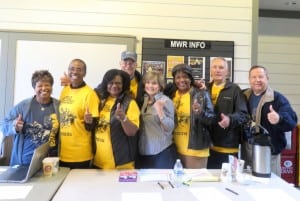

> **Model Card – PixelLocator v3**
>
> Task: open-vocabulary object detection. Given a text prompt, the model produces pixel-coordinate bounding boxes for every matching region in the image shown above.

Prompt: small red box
[281,154,296,184]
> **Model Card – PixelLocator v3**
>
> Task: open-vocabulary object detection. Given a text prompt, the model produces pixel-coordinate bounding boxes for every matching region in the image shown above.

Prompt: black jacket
[165,84,215,150]
[100,94,138,166]
[207,80,248,148]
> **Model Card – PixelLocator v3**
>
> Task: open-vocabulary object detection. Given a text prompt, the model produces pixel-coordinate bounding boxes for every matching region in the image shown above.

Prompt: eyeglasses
[68,67,84,73]
[108,81,122,86]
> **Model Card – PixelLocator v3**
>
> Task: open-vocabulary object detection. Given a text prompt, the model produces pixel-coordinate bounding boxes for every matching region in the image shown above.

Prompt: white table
[0,167,70,201]
[52,169,300,201]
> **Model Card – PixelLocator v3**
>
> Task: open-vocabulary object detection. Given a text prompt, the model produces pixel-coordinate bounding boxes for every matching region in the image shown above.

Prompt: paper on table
[251,175,270,184]
[0,186,33,199]
[122,192,163,201]
[189,187,231,201]
[139,169,171,182]
[184,169,219,182]
[246,188,297,201]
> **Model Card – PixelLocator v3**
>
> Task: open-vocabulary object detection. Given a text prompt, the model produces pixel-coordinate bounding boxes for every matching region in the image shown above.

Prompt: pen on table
[157,182,164,189]
[168,181,174,188]
[225,187,239,195]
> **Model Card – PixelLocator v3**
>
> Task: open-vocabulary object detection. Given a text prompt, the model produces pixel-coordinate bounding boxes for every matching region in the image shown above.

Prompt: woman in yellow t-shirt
[92,69,140,169]
[164,64,215,168]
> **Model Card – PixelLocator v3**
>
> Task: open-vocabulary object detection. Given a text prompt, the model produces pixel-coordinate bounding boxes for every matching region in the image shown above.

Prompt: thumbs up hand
[192,99,201,114]
[267,105,280,124]
[14,114,24,133]
[115,103,126,122]
[84,106,93,124]
[60,71,71,86]
[218,113,230,129]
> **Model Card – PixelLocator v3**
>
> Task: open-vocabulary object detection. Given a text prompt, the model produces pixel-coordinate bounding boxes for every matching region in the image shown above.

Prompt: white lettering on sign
[189,41,206,49]
[282,166,293,174]
[170,40,188,48]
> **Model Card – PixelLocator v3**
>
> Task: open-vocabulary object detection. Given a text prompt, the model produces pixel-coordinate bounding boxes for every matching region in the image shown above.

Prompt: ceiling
[260,0,300,11]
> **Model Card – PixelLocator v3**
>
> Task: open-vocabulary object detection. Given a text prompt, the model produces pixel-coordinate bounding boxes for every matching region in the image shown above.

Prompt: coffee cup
[43,158,54,177]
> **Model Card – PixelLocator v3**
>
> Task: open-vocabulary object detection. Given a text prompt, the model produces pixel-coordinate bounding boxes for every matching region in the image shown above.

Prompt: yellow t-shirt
[173,90,209,157]
[130,78,138,99]
[59,85,99,162]
[93,96,140,169]
[211,83,225,106]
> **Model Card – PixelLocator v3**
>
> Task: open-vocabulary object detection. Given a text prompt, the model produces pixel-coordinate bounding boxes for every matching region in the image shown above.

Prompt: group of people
[0,51,297,177]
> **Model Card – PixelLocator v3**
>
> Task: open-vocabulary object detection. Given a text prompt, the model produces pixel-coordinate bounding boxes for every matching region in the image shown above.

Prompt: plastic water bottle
[173,159,184,187]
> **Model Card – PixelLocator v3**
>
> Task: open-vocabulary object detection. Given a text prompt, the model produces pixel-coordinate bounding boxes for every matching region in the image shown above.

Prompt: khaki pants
[178,154,208,169]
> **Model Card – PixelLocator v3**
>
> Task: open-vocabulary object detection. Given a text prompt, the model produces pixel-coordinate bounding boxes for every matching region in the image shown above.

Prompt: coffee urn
[251,124,272,178]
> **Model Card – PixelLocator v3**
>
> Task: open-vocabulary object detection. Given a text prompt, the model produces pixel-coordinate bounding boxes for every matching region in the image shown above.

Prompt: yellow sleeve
[126,100,140,128]
[85,89,100,118]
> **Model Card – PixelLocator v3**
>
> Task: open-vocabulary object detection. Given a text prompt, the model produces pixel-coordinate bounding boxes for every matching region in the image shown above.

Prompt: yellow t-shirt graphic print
[173,91,209,157]
[59,85,99,162]
[93,96,140,169]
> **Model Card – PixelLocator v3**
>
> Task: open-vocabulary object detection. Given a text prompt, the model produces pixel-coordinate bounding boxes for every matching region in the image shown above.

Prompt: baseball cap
[121,51,137,62]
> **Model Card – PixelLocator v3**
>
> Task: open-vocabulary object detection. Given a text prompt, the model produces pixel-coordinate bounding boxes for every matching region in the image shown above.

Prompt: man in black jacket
[207,57,248,169]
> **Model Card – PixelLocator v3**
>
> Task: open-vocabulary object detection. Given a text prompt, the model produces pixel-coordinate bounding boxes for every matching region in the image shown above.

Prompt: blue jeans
[136,144,178,169]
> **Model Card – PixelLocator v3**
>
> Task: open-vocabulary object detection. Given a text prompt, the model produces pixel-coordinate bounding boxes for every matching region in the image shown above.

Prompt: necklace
[39,103,45,111]
[38,101,49,111]
[36,98,51,111]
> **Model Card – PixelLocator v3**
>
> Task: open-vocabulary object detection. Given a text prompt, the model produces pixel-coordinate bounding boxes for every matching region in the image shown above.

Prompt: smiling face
[34,80,52,103]
[68,60,86,87]
[145,78,161,97]
[120,59,137,78]
[107,75,123,98]
[174,71,191,94]
[210,58,228,85]
[249,67,269,95]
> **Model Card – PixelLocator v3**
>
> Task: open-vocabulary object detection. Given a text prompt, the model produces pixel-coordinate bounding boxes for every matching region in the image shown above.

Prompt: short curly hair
[31,70,54,88]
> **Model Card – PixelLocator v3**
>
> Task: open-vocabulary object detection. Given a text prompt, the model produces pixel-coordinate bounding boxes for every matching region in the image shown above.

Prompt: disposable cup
[43,158,53,177]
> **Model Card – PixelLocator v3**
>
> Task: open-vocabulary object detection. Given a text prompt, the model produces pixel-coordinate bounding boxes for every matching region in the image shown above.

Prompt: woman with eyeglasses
[91,69,140,169]
[59,59,100,169]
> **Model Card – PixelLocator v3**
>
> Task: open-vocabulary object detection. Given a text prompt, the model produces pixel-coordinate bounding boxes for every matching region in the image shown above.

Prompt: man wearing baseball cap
[95,51,144,108]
